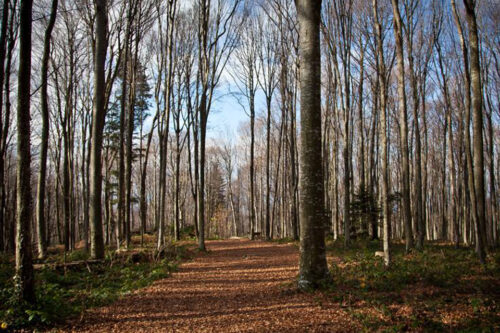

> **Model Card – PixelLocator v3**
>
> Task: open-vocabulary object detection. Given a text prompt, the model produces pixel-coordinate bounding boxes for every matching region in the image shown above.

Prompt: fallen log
[33,259,105,271]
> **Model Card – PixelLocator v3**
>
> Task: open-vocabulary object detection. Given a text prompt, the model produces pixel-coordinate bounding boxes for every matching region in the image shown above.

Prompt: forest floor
[64,239,357,332]
[61,238,499,333]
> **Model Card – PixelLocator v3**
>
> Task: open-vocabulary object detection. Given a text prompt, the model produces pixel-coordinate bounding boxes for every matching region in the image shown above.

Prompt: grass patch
[0,239,192,330]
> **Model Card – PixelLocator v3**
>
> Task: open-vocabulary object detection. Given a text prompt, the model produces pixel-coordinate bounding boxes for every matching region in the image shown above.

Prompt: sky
[207,89,248,139]
[206,83,268,140]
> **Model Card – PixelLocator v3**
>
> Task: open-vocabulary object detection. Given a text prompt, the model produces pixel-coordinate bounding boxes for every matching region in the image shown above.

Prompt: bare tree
[196,0,242,250]
[230,15,259,239]
[256,14,279,240]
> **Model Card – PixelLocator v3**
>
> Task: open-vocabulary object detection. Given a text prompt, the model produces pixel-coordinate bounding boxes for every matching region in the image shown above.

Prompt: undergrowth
[326,239,500,331]
[0,241,190,330]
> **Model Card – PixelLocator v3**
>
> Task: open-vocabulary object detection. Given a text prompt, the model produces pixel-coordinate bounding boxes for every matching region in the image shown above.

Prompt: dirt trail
[67,239,356,332]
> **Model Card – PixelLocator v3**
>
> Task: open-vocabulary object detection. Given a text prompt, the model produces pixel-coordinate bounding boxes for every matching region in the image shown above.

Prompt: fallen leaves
[61,240,359,332]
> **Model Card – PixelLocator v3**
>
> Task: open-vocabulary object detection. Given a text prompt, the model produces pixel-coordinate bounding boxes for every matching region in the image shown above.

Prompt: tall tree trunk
[343,91,351,247]
[265,97,272,240]
[118,29,130,251]
[0,0,9,253]
[89,0,107,260]
[82,113,90,251]
[406,10,424,249]
[373,0,391,266]
[63,125,70,251]
[358,36,366,234]
[2,14,14,252]
[441,115,448,240]
[14,0,35,303]
[451,0,479,258]
[290,97,299,241]
[485,98,497,245]
[125,45,138,248]
[174,123,181,241]
[140,115,156,245]
[369,78,379,240]
[250,90,256,239]
[391,0,413,252]
[36,0,59,256]
[296,0,328,289]
[197,0,209,251]
[436,41,458,245]
[463,0,486,263]
[198,108,207,250]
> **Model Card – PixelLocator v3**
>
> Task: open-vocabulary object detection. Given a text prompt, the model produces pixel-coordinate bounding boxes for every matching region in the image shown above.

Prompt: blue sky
[207,90,248,138]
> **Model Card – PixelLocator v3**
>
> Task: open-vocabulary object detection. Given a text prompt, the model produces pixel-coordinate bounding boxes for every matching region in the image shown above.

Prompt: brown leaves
[64,240,358,332]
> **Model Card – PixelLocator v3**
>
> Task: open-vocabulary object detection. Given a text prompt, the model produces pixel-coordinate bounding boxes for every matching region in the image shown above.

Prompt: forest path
[68,239,355,332]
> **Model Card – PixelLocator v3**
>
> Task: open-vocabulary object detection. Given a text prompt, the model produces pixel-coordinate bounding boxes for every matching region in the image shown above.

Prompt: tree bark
[89,0,107,260]
[405,4,424,249]
[250,86,256,239]
[451,0,479,255]
[463,0,486,263]
[436,40,458,245]
[357,35,366,234]
[296,0,328,289]
[373,0,391,266]
[15,0,35,303]
[0,0,9,253]
[391,0,413,252]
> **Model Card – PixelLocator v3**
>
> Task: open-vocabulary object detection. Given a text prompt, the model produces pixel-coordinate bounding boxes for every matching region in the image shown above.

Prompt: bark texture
[36,0,58,259]
[463,0,486,263]
[391,0,413,252]
[296,0,329,289]
[373,0,391,266]
[15,0,35,303]
[89,0,107,259]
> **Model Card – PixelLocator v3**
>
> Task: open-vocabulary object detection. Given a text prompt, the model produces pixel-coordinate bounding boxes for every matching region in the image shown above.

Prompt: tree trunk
[265,97,272,240]
[118,30,130,251]
[391,0,413,252]
[463,0,486,263]
[0,0,9,253]
[436,41,458,245]
[451,0,479,257]
[296,0,328,289]
[140,115,156,245]
[35,0,58,258]
[198,108,207,250]
[406,11,424,249]
[14,0,35,303]
[89,0,107,260]
[358,36,366,234]
[250,90,256,239]
[373,0,391,266]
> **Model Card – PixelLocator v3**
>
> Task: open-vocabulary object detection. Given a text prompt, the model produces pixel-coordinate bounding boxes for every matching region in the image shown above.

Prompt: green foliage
[0,246,182,330]
[326,240,500,331]
[330,242,493,292]
[179,225,196,240]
